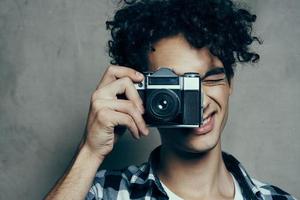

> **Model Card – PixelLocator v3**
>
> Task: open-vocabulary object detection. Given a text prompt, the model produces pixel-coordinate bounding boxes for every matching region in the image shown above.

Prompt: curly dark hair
[106,0,261,81]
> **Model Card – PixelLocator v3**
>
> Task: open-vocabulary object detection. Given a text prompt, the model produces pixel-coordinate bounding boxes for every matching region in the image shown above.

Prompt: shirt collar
[129,146,168,198]
[129,146,262,200]
[223,152,262,200]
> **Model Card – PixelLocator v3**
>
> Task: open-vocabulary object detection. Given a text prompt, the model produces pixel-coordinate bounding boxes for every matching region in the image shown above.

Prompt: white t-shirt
[160,180,183,200]
[160,173,243,200]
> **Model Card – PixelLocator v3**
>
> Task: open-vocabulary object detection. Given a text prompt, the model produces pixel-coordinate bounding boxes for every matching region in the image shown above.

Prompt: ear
[229,78,234,95]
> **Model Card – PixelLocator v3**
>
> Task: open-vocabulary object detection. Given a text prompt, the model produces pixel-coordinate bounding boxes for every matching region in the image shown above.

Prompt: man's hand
[83,65,150,161]
[45,65,150,200]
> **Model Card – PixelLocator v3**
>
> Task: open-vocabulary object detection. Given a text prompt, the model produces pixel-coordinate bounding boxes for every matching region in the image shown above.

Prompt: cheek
[205,85,231,107]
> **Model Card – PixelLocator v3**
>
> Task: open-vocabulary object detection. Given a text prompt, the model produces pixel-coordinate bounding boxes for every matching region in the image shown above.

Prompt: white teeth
[203,116,211,125]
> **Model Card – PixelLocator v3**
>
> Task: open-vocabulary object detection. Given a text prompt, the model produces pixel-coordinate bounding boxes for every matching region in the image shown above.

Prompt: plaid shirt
[86,146,296,200]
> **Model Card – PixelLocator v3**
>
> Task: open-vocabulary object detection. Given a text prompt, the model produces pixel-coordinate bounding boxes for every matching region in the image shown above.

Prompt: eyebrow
[202,67,225,79]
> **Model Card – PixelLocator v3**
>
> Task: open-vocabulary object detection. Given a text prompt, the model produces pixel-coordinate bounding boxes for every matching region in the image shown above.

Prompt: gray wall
[0,0,299,199]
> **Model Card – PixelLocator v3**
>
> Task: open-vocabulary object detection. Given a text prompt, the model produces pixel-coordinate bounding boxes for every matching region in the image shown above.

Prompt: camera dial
[183,72,200,78]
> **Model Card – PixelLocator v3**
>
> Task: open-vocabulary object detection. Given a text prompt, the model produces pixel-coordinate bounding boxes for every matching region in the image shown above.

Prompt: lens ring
[147,89,180,121]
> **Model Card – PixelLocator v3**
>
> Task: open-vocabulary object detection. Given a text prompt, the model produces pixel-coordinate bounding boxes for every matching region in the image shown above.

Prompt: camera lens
[157,99,168,110]
[147,89,180,121]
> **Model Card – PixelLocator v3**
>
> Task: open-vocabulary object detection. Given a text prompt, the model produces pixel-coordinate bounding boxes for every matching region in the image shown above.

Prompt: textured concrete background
[0,0,299,199]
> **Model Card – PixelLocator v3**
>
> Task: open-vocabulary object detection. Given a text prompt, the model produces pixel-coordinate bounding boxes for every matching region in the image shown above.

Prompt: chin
[164,140,220,159]
[164,132,220,159]
[159,128,221,157]
[179,134,220,154]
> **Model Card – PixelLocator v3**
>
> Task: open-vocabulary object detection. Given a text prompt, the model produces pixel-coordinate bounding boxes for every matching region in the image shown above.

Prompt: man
[45,0,296,199]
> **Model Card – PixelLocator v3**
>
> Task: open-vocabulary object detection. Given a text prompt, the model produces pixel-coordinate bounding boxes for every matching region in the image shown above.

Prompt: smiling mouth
[194,112,216,135]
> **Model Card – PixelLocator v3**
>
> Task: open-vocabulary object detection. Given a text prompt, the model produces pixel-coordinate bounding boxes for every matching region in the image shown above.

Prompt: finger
[97,65,144,89]
[90,108,140,140]
[93,99,149,136]
[93,77,144,112]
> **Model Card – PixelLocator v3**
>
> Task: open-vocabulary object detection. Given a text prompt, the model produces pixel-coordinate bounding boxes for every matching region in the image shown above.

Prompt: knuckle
[125,116,134,126]
[107,65,116,73]
[127,102,139,115]
[91,90,105,102]
[96,108,110,123]
[132,108,141,118]
[91,92,98,102]
[91,100,100,110]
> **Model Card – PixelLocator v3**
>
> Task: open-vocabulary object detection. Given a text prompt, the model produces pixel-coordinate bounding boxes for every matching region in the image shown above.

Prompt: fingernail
[136,72,144,79]
[144,128,149,136]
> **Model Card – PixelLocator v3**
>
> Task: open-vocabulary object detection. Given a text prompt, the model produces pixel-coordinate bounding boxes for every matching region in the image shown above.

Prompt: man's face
[148,35,232,154]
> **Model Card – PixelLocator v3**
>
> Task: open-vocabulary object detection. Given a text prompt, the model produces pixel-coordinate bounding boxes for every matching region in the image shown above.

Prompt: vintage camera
[135,68,203,128]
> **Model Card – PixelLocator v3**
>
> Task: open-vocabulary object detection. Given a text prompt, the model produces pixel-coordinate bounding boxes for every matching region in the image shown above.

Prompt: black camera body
[135,68,203,128]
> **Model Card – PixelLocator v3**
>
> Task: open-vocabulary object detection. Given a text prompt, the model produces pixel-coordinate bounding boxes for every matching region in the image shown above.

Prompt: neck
[157,143,234,200]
